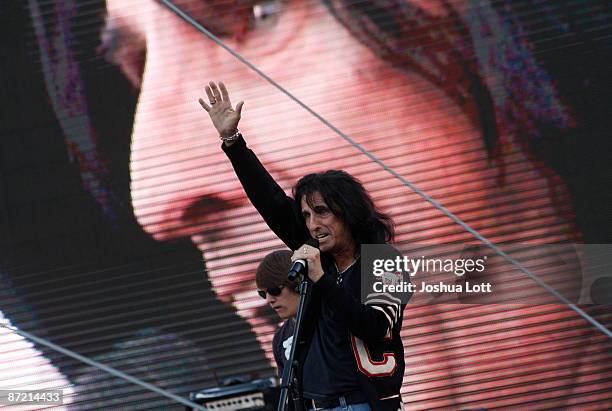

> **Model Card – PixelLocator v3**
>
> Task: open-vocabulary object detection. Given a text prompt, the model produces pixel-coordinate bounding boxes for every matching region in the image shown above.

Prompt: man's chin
[318,242,332,253]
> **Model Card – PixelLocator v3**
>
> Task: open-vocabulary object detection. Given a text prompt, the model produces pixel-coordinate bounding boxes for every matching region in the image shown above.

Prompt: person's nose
[266,293,276,304]
[307,214,322,232]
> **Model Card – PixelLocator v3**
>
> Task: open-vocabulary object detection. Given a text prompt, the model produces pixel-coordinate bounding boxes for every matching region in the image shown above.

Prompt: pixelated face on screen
[104,0,581,356]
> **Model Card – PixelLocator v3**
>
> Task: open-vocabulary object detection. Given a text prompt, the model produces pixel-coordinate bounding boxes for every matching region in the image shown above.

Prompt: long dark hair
[293,170,394,246]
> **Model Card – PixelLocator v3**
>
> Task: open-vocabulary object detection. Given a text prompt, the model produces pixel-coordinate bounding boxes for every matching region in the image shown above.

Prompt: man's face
[261,285,299,320]
[300,192,354,255]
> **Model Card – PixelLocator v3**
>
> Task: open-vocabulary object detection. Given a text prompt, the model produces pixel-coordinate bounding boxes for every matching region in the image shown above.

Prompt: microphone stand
[277,273,311,411]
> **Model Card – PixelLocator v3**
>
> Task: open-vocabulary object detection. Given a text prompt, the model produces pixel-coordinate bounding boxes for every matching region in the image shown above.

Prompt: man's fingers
[219,82,231,104]
[198,98,210,112]
[204,86,215,102]
[209,81,222,101]
[236,101,244,116]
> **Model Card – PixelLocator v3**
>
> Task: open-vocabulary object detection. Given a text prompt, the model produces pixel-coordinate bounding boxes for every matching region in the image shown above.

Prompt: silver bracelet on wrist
[219,129,242,143]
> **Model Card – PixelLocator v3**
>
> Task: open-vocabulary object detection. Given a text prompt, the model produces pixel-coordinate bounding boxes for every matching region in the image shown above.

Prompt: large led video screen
[1,0,610,409]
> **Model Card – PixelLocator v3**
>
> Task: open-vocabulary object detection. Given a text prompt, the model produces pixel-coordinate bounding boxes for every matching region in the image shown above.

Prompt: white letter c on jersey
[351,335,397,377]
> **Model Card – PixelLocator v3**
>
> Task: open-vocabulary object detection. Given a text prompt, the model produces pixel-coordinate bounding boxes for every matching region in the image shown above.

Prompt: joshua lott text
[373,281,492,294]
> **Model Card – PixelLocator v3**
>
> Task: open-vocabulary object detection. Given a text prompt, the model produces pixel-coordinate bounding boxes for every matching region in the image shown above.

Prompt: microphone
[288,238,320,281]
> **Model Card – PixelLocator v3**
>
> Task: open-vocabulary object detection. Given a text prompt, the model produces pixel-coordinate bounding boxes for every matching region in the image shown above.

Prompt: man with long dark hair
[201,81,405,411]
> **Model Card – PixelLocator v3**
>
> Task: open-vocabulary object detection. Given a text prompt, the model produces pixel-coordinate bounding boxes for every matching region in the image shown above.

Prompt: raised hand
[199,81,244,142]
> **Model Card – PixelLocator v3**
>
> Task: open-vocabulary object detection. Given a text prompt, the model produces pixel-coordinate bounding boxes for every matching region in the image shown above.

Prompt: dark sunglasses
[257,285,284,299]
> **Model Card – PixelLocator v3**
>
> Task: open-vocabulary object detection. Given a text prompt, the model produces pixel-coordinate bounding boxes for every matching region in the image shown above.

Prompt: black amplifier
[187,377,279,411]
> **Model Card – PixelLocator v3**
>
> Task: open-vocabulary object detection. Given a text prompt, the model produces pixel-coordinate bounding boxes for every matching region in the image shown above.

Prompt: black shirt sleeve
[272,327,285,377]
[222,137,309,250]
[272,320,295,377]
[315,261,404,343]
[315,273,391,341]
